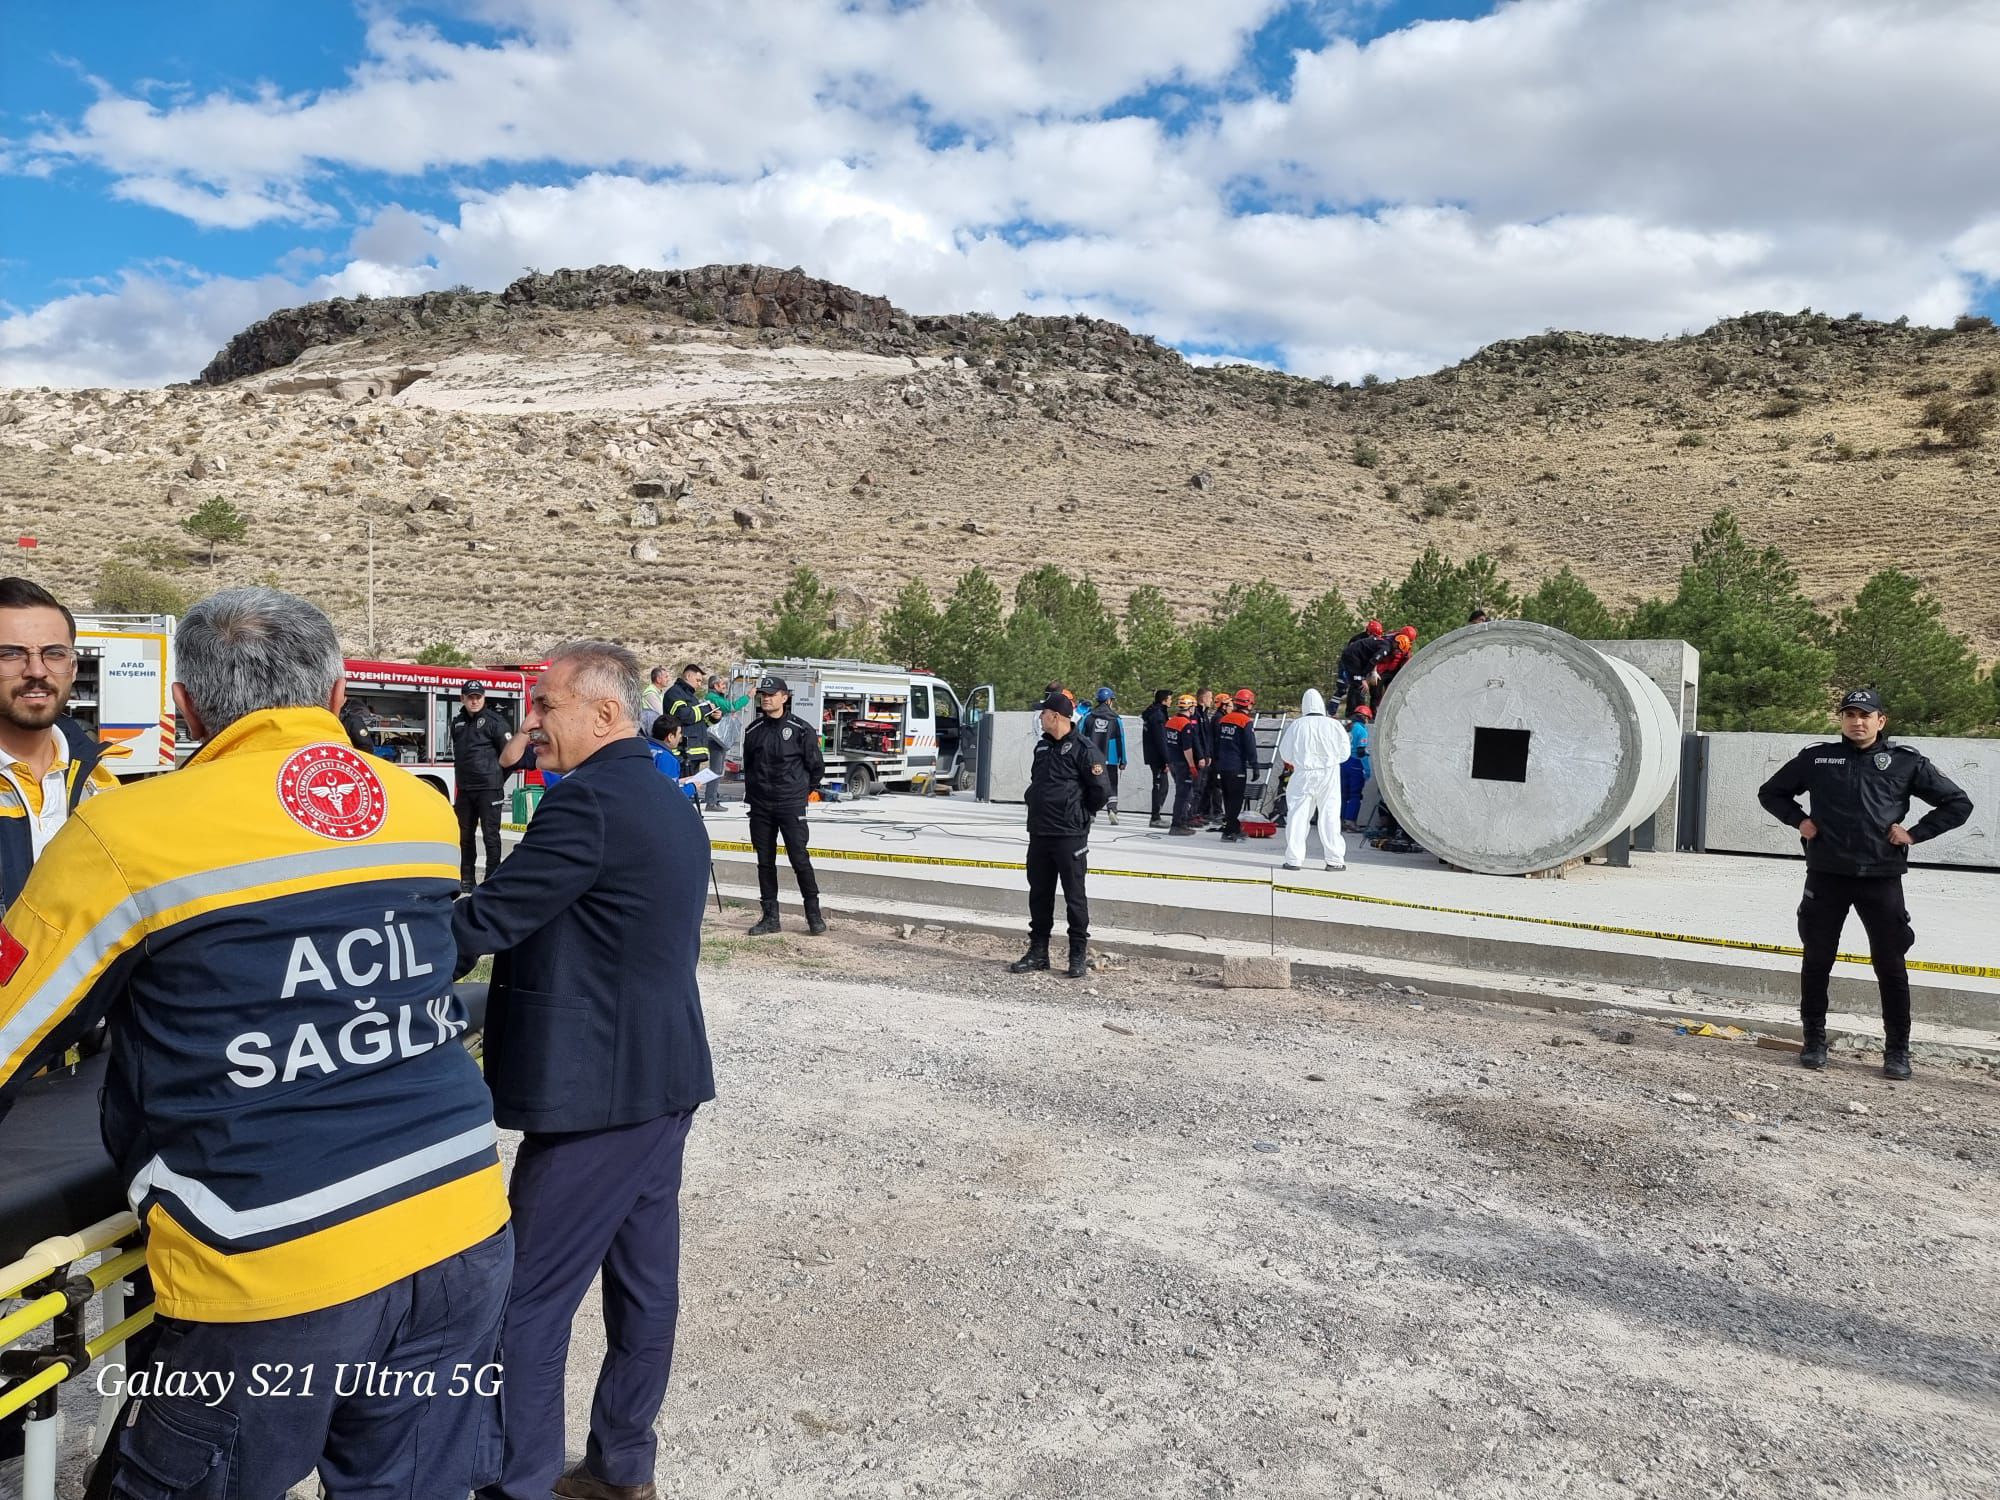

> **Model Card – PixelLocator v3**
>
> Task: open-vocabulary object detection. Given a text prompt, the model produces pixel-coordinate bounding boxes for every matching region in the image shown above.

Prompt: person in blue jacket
[1341,704,1372,828]
[1078,687,1127,825]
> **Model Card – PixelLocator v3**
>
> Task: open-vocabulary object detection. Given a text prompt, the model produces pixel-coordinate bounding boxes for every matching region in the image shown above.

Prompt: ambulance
[724,658,981,798]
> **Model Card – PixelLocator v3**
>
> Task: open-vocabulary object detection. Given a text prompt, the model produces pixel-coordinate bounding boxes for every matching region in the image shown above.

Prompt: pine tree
[1831,569,1990,734]
[1631,510,1833,730]
[996,606,1064,707]
[1519,566,1622,639]
[1298,588,1360,695]
[744,567,853,659]
[877,578,944,671]
[182,494,248,565]
[1368,547,1518,644]
[932,566,1006,694]
[1110,584,1193,702]
[1190,582,1306,703]
[416,641,473,666]
[1011,565,1119,694]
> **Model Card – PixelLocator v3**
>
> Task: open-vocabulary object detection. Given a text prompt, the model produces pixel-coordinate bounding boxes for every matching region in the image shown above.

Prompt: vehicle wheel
[418,776,450,799]
[846,763,876,800]
[953,762,975,792]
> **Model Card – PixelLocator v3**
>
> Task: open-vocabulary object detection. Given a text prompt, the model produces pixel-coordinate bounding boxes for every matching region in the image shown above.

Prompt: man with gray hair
[453,640,714,1500]
[0,587,511,1498]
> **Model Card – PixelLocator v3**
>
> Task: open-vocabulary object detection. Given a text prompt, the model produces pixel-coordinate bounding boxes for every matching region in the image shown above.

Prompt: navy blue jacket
[1214,710,1261,775]
[453,736,715,1133]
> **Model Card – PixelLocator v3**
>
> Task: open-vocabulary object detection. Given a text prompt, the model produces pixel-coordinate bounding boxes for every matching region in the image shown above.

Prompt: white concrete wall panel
[1703,732,1998,869]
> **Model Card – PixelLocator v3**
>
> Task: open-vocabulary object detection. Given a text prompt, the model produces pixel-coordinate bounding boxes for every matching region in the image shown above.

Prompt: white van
[727,658,973,798]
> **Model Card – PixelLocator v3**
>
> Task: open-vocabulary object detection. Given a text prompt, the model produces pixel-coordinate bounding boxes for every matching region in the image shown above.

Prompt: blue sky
[3,0,1996,387]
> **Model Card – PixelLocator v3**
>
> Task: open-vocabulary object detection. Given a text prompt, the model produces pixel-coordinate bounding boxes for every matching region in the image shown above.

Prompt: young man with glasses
[0,577,121,908]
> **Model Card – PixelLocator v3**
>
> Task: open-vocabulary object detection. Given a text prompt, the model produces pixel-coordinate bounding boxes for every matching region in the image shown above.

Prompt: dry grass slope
[3,267,1996,667]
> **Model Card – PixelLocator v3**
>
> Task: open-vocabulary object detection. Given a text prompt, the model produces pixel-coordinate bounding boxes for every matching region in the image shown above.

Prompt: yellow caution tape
[1270,882,2000,980]
[707,839,1268,887]
[707,836,1999,981]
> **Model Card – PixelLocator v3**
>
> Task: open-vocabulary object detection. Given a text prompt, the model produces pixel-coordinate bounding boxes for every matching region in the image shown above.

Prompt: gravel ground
[20,914,1997,1500]
[634,915,1999,1500]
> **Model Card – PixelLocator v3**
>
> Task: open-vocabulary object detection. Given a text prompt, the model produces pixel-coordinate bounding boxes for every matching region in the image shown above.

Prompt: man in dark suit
[454,640,715,1500]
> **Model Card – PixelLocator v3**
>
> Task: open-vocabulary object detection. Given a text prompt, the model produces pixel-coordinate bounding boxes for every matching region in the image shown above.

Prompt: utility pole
[366,519,376,654]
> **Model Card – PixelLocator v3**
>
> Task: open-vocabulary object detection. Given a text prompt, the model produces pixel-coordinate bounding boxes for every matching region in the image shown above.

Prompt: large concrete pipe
[1373,621,1680,876]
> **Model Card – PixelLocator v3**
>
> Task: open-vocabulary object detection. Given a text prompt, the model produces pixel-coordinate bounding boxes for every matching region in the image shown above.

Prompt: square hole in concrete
[1471,726,1531,782]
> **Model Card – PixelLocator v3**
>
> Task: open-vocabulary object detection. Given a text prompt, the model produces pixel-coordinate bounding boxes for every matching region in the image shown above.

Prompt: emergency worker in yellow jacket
[0,588,510,1500]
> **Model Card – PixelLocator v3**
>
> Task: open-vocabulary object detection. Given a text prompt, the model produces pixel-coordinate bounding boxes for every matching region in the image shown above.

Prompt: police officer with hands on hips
[1011,690,1109,979]
[1758,687,1972,1080]
[740,673,827,937]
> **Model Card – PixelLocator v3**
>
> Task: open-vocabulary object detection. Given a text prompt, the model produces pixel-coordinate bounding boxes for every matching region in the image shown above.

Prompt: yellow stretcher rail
[0,1211,140,1299]
[0,1290,66,1349]
[0,1359,71,1423]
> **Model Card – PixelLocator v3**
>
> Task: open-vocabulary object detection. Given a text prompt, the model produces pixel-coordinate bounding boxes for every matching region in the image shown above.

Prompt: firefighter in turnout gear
[0,589,510,1499]
[740,673,827,936]
[1757,687,1972,1079]
[1011,692,1109,978]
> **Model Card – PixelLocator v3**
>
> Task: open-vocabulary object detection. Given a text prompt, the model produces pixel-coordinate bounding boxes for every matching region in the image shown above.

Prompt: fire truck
[339,659,538,800]
[71,614,179,776]
[725,658,979,798]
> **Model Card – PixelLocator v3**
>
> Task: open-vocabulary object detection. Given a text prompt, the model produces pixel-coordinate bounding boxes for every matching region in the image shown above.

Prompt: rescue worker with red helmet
[1213,690,1262,841]
[1164,694,1202,834]
[1338,620,1393,715]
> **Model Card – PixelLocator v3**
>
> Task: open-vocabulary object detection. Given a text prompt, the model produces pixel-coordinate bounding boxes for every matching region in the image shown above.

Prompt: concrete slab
[684,794,2000,1033]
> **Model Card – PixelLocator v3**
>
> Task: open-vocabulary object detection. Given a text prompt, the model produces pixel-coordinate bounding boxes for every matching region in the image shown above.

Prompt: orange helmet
[1176,693,1197,711]
[1234,689,1256,708]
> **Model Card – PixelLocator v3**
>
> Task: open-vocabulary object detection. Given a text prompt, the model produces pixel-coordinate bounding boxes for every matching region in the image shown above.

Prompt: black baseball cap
[755,674,789,695]
[1035,691,1073,714]
[1839,688,1884,714]
[460,683,486,698]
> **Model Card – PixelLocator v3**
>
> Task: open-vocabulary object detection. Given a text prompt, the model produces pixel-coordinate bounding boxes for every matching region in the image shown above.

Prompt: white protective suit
[1274,689,1352,869]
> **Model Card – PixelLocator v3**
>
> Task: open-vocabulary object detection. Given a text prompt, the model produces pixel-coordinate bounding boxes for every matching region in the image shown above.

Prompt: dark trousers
[1220,771,1248,836]
[457,784,504,886]
[1103,763,1120,810]
[1170,763,1198,825]
[1148,764,1169,818]
[486,1111,696,1500]
[1341,759,1368,824]
[749,805,820,909]
[1798,871,1914,1048]
[1026,835,1089,948]
[94,1228,511,1500]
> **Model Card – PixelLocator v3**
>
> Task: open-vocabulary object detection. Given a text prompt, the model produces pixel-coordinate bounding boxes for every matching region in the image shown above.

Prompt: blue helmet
[1095,686,1114,703]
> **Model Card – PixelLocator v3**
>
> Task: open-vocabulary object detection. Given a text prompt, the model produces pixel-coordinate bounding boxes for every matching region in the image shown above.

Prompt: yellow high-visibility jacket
[0,708,507,1322]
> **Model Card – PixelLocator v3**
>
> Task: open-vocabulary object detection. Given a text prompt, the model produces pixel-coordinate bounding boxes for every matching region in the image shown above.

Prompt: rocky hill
[2,263,1996,667]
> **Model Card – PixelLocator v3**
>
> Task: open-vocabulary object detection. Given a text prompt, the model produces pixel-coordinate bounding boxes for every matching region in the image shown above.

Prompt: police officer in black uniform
[740,673,827,936]
[1010,691,1109,978]
[448,682,510,891]
[1757,687,1972,1079]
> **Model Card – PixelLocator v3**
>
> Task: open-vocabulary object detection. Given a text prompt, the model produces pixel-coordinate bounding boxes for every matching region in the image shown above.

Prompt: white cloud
[5,0,1997,388]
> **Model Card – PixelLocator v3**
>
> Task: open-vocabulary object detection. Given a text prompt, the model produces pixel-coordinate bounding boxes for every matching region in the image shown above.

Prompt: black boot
[1882,1048,1912,1081]
[1799,1029,1828,1070]
[747,903,781,937]
[1064,940,1089,979]
[805,906,828,937]
[1009,940,1050,973]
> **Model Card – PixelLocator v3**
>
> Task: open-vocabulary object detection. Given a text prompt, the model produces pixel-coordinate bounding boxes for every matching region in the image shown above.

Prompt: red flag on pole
[15,537,37,548]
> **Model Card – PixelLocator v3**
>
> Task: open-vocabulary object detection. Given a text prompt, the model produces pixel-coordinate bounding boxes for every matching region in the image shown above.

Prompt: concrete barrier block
[1222,955,1293,989]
